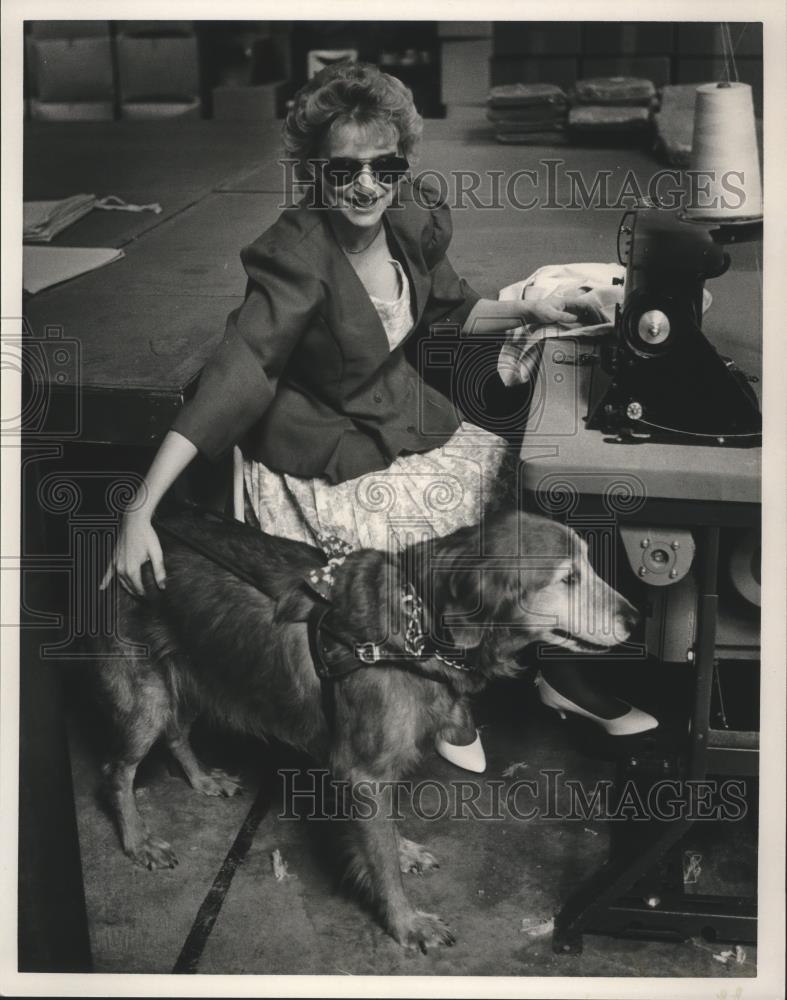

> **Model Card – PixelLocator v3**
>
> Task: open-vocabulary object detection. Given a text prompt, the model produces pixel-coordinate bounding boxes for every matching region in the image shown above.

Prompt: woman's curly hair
[282,60,423,180]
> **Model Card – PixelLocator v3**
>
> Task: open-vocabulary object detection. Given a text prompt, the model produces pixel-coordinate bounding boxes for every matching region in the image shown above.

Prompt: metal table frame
[523,470,760,954]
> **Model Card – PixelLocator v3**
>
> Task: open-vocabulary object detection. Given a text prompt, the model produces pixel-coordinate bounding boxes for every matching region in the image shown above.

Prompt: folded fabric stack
[23,193,96,243]
[487,83,569,145]
[567,76,655,142]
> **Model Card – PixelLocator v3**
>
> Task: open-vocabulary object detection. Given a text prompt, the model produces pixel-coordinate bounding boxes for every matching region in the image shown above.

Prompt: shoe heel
[557,710,567,721]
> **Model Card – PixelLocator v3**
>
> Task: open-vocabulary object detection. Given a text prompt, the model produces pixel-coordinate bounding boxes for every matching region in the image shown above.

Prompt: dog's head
[420,510,639,675]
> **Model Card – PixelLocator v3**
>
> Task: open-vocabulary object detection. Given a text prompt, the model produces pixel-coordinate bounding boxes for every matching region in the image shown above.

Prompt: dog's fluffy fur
[93,508,637,950]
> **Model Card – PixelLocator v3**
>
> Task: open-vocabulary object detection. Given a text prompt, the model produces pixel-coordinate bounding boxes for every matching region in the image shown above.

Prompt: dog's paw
[190,768,243,797]
[393,909,455,953]
[398,837,440,875]
[128,835,178,871]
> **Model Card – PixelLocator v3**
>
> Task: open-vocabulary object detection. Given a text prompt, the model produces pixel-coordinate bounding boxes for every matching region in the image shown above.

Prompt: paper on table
[23,245,125,295]
[23,194,96,243]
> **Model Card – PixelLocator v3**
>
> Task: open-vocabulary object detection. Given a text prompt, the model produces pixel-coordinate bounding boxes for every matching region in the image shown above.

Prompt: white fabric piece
[496,261,712,387]
[497,262,623,387]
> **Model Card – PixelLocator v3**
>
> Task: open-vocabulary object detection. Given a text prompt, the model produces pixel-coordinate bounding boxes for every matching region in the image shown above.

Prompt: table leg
[552,524,758,953]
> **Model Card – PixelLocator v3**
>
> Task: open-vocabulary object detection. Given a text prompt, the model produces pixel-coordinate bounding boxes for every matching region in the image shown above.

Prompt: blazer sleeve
[419,192,482,332]
[171,242,322,461]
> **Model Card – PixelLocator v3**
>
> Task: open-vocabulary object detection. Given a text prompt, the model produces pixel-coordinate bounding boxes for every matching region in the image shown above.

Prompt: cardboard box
[677,22,762,57]
[120,99,202,120]
[306,50,358,80]
[212,82,287,120]
[116,21,195,37]
[438,22,492,39]
[116,35,199,102]
[581,56,672,88]
[491,56,579,92]
[30,21,110,38]
[31,36,114,101]
[582,22,674,55]
[492,22,581,56]
[441,39,492,104]
[30,99,114,121]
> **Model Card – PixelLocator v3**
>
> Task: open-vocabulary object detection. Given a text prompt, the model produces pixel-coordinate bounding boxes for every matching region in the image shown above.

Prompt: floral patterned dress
[235,256,513,552]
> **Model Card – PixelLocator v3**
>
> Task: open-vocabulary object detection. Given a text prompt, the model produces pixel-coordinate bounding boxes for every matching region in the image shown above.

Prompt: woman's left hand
[462,293,607,336]
[524,289,607,328]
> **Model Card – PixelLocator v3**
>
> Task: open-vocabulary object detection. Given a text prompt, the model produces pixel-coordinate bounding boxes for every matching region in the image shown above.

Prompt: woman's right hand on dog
[99,431,199,597]
[100,511,166,597]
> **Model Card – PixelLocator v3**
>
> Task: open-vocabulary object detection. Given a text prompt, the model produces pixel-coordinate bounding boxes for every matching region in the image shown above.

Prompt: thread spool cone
[685,82,762,221]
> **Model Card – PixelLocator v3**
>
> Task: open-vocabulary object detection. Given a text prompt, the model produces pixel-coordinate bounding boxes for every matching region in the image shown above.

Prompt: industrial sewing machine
[586,207,762,446]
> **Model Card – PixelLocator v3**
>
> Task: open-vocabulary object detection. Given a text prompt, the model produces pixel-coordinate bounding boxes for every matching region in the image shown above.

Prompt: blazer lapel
[303,187,432,363]
[311,208,392,362]
[384,183,431,329]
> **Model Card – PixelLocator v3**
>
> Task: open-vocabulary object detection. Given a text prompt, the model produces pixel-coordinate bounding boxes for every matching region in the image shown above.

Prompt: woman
[102,61,654,770]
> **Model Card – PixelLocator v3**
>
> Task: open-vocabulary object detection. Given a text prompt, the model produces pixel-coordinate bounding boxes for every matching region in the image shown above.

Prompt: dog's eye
[562,571,576,585]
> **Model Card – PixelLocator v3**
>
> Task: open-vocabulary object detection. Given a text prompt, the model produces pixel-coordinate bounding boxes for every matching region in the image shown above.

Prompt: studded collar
[304,536,480,677]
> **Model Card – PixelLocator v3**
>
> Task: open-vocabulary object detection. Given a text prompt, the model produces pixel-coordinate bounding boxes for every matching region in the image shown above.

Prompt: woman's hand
[462,292,607,335]
[98,430,198,597]
[100,509,166,597]
[524,289,607,328]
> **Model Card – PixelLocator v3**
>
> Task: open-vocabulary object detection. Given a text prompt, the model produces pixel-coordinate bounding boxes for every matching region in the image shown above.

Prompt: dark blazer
[171,178,481,484]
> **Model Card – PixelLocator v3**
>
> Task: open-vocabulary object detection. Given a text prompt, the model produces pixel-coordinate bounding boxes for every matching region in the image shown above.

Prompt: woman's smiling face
[319,119,401,231]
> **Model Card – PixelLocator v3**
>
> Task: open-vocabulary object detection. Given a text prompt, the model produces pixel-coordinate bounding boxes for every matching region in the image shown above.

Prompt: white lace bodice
[367,258,414,352]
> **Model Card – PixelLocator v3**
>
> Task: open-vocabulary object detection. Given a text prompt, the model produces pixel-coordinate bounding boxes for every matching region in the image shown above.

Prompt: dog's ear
[435,561,523,649]
[439,603,484,648]
[417,516,552,649]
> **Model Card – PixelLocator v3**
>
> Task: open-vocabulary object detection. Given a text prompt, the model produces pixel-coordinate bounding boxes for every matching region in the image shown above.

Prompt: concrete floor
[67,677,758,977]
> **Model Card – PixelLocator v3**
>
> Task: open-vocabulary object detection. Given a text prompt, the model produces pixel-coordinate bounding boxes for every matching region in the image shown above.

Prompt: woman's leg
[536,662,658,735]
[540,663,632,719]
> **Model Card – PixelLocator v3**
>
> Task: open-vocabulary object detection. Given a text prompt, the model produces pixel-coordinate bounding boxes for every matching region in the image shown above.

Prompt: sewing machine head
[586,207,761,446]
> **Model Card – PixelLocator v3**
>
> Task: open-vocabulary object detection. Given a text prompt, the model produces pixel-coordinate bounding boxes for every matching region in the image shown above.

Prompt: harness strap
[307,601,374,732]
[307,603,369,681]
[153,513,271,594]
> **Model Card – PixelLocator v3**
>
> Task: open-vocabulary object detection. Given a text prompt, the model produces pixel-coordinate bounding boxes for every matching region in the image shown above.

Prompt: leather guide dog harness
[152,508,479,727]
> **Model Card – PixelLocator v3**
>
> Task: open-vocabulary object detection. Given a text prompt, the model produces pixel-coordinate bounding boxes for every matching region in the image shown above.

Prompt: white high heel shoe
[535,673,658,736]
[435,730,487,773]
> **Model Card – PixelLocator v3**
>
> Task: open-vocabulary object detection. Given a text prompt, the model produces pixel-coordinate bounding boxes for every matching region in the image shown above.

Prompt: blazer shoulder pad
[410,175,448,211]
[242,203,322,261]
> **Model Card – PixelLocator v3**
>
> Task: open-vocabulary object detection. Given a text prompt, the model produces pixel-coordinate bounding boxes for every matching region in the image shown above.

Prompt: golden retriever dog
[93,507,637,951]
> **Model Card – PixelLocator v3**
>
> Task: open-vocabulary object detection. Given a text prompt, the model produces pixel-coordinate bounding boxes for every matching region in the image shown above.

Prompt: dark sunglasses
[320,154,410,188]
